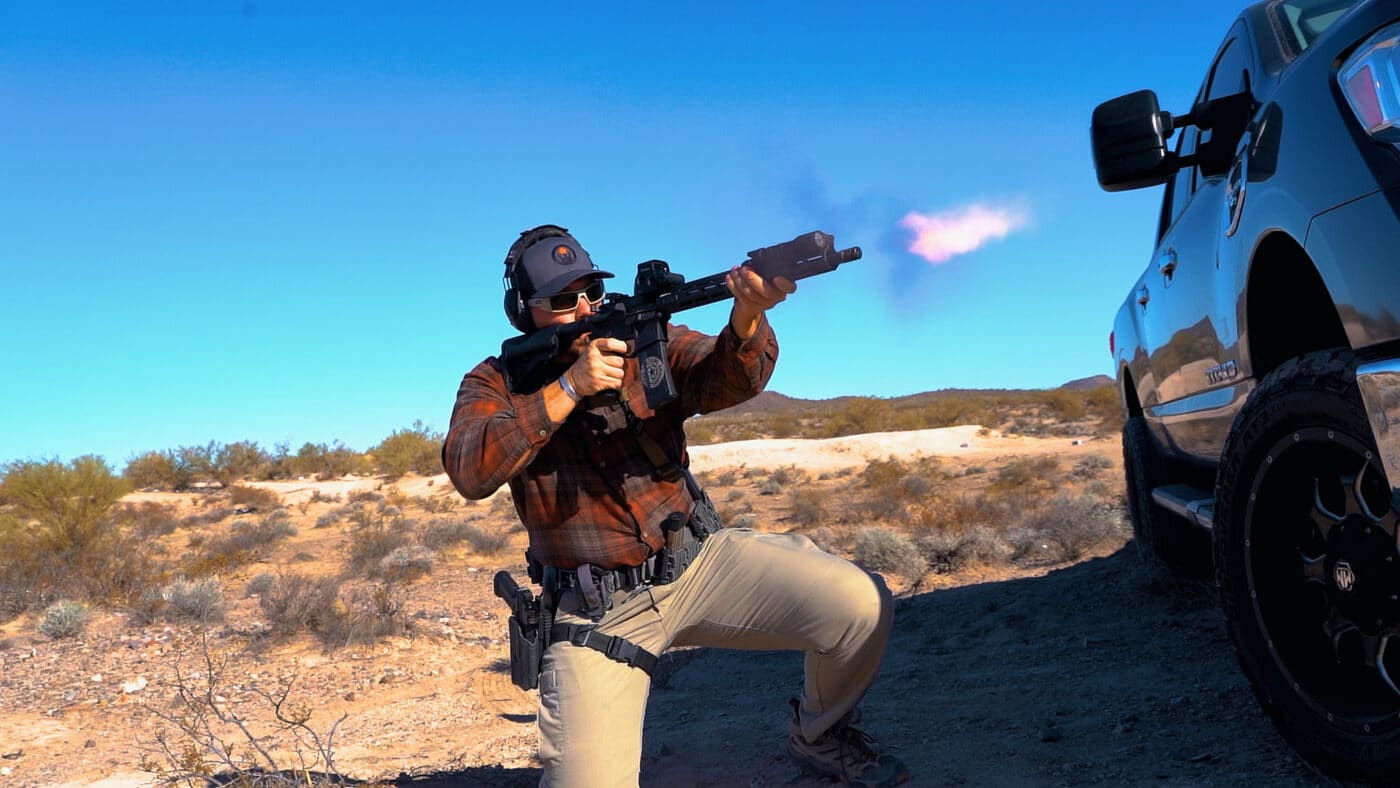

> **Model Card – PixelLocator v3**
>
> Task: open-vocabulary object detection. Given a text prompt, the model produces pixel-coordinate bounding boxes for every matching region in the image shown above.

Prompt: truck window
[1273,0,1360,54]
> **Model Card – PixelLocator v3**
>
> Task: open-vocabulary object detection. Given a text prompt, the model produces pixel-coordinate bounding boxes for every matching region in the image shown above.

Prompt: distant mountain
[709,376,1116,419]
[1059,374,1113,391]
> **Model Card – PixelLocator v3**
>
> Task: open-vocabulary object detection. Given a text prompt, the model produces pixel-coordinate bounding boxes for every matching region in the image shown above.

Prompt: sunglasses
[527,280,606,312]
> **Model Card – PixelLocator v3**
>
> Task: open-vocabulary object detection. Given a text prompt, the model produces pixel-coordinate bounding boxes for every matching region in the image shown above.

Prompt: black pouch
[655,496,726,584]
[689,492,725,538]
[506,611,543,691]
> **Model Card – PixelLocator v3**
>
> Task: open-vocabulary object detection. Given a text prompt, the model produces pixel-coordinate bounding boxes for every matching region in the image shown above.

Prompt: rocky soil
[0,428,1337,787]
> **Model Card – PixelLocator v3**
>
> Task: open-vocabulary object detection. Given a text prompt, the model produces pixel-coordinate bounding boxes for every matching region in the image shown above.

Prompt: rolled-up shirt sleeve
[441,357,560,499]
[670,314,779,416]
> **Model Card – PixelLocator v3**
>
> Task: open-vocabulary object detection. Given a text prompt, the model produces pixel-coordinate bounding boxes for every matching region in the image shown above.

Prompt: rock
[2,750,21,759]
[122,676,147,694]
[84,740,96,748]
[89,674,102,683]
[1039,721,1063,743]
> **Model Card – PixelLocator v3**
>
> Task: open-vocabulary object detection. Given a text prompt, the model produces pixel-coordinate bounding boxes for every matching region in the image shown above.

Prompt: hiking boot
[786,699,910,787]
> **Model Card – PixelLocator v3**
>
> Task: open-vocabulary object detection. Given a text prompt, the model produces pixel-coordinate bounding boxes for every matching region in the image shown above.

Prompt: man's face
[528,277,603,330]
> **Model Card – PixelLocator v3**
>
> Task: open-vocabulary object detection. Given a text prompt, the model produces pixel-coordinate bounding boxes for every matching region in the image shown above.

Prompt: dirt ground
[0,427,1335,787]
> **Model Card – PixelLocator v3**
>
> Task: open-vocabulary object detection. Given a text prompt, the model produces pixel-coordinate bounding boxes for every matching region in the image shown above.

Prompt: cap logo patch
[551,244,576,266]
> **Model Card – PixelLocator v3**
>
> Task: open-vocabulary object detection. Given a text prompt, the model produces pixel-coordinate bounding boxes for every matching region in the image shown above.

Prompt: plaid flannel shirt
[442,317,777,570]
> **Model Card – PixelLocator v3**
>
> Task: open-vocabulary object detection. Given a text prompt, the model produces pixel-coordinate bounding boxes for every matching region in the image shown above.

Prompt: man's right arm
[441,358,569,499]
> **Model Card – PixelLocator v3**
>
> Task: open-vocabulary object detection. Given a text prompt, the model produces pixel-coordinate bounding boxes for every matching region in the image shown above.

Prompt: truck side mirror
[1194,91,1254,179]
[1091,90,1181,192]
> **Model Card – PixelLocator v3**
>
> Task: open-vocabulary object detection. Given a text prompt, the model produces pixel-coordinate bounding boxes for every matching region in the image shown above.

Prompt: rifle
[500,230,863,409]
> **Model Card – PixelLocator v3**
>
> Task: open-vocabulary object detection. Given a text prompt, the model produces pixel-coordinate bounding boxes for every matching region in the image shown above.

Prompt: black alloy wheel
[1216,350,1400,780]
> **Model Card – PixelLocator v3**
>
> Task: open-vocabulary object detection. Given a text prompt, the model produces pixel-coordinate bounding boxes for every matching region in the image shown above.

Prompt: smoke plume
[900,203,1030,264]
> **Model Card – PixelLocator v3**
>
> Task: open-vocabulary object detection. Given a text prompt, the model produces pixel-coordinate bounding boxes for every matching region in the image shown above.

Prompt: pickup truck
[1091,0,1400,779]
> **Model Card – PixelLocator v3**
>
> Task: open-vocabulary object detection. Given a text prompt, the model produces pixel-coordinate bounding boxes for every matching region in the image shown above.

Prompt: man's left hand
[727,265,796,340]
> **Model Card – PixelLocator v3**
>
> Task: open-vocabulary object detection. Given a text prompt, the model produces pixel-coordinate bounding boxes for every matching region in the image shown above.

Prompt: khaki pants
[537,528,894,788]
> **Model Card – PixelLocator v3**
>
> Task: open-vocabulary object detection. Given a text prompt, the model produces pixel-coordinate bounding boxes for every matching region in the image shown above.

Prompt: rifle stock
[500,231,862,409]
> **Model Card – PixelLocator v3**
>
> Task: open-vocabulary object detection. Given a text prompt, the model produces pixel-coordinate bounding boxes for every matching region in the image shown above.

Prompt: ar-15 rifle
[500,230,863,410]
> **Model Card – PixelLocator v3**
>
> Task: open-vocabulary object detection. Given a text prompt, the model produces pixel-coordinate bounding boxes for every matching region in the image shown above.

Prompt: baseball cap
[517,232,615,298]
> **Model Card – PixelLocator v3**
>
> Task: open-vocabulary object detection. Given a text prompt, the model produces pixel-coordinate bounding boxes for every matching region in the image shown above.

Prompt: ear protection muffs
[502,224,571,332]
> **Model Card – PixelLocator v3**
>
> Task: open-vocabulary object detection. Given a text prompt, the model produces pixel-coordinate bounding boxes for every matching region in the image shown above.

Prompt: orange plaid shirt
[442,318,777,570]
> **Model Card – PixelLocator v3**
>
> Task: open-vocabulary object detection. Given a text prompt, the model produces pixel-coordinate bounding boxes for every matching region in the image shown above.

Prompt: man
[443,224,908,787]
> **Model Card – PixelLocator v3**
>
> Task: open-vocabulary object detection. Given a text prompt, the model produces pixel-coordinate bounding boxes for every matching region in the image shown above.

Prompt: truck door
[1143,27,1253,458]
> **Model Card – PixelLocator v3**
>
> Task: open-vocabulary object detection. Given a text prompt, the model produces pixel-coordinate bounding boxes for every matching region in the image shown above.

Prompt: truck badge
[1334,560,1356,592]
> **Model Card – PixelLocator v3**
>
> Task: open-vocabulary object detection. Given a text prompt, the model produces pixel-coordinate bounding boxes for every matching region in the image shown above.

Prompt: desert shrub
[315,510,343,528]
[39,599,92,638]
[258,573,342,636]
[0,456,128,552]
[916,525,1007,573]
[347,525,412,576]
[347,490,384,504]
[0,525,55,619]
[289,441,370,481]
[898,474,937,500]
[421,517,473,549]
[123,450,191,491]
[787,488,829,526]
[829,397,893,437]
[768,413,801,438]
[194,514,298,572]
[229,485,280,511]
[136,577,225,623]
[379,545,435,579]
[713,468,739,487]
[853,528,928,579]
[308,489,342,505]
[756,478,783,496]
[1071,455,1112,479]
[725,489,746,503]
[141,637,349,785]
[769,465,808,487]
[119,502,181,538]
[989,455,1061,495]
[860,457,909,491]
[371,421,443,479]
[212,440,271,485]
[684,421,716,445]
[729,513,758,529]
[321,582,409,647]
[245,571,277,597]
[181,507,233,528]
[462,523,511,555]
[1009,495,1124,565]
[412,494,458,514]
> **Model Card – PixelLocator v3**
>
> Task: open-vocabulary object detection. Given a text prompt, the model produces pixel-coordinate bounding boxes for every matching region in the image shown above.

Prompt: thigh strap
[551,623,659,675]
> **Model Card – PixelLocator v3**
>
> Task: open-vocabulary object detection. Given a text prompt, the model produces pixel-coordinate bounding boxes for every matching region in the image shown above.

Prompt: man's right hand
[565,337,628,396]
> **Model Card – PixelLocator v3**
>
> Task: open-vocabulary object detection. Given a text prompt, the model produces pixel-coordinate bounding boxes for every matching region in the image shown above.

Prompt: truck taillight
[1340,23,1400,143]
[1109,330,1115,357]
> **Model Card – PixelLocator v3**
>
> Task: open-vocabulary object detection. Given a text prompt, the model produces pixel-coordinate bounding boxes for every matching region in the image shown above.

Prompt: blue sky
[1,1,1243,467]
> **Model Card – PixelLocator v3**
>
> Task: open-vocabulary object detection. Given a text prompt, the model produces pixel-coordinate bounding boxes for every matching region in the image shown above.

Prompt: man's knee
[829,561,894,646]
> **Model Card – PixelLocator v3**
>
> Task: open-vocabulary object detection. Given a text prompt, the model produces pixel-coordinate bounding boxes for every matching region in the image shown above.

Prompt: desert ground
[0,426,1335,787]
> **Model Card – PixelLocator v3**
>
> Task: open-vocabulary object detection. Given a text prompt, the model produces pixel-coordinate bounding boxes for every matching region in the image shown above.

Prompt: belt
[554,554,660,617]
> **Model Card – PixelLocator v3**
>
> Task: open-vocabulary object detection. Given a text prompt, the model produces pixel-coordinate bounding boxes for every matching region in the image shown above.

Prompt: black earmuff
[502,224,570,333]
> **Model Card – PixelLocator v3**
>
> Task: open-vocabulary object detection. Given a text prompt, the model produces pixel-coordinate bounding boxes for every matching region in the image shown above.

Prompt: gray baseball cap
[517,232,614,298]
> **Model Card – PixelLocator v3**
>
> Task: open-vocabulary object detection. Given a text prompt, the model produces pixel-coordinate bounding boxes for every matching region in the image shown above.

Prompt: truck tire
[1215,349,1400,780]
[1122,416,1210,576]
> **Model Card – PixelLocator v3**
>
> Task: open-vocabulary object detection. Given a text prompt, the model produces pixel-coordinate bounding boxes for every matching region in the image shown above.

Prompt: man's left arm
[669,267,794,415]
